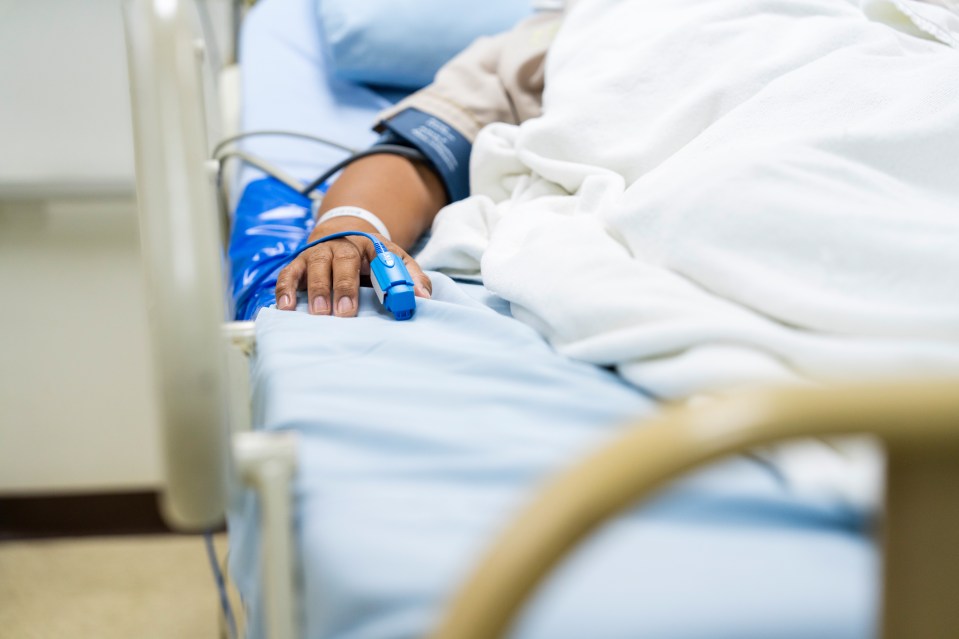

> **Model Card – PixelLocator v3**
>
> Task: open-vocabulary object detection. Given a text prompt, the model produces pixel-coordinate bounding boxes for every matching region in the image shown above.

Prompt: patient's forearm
[314,153,446,250]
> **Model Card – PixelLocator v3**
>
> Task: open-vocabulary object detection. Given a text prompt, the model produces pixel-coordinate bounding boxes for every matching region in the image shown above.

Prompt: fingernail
[336,296,353,315]
[279,294,291,309]
[416,286,431,299]
[312,296,328,314]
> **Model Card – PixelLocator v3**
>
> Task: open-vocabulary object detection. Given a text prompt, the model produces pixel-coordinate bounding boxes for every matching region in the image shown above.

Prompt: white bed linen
[419,0,959,398]
[415,0,959,512]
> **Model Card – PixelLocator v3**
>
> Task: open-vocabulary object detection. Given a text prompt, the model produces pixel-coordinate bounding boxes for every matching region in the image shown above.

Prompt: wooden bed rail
[430,380,959,639]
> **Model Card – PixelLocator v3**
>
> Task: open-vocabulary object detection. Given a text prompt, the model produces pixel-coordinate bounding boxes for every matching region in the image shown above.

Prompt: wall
[0,196,161,493]
[0,0,237,493]
[0,0,135,197]
[0,0,235,494]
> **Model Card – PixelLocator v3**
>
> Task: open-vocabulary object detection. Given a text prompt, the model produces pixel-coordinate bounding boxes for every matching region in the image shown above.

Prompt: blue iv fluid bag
[229,178,321,320]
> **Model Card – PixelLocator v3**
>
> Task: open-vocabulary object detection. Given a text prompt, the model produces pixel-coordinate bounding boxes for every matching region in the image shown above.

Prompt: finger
[395,249,432,299]
[330,240,362,317]
[352,238,373,276]
[361,237,432,300]
[304,245,334,315]
[275,257,306,311]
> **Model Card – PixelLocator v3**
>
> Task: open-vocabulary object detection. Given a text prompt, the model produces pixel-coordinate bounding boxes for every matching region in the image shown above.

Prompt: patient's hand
[274,216,432,317]
[273,154,444,316]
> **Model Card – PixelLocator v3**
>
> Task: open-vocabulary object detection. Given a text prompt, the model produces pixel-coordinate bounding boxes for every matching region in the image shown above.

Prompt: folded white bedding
[865,0,959,45]
[419,0,959,398]
[416,0,959,510]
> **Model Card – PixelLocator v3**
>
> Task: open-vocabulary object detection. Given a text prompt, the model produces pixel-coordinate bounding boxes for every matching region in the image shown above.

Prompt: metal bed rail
[124,1,298,637]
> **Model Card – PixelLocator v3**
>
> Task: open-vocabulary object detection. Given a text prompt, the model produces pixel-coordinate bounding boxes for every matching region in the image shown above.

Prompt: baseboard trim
[0,491,177,540]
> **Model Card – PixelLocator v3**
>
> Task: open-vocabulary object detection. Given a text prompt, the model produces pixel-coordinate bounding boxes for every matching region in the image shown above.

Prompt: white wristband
[316,206,391,241]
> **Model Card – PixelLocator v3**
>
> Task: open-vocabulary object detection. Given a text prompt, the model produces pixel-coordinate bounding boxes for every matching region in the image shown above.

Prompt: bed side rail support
[235,430,299,639]
[224,320,300,639]
[429,381,959,639]
[883,448,959,638]
[224,320,255,434]
[124,0,233,530]
[125,3,298,635]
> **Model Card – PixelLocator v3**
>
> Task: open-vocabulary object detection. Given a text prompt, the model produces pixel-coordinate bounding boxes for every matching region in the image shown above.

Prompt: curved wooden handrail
[429,380,959,639]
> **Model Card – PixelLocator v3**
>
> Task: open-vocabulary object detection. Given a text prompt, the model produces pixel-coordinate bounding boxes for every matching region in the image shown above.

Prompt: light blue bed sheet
[229,274,876,639]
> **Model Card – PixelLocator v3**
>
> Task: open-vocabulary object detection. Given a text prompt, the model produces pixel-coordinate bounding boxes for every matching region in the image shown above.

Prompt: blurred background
[0,1,235,636]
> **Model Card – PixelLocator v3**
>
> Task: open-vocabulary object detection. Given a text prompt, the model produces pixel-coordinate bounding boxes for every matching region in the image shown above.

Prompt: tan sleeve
[375,11,563,142]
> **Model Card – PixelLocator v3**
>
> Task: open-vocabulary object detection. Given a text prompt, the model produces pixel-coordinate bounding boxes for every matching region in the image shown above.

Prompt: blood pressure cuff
[375,108,471,203]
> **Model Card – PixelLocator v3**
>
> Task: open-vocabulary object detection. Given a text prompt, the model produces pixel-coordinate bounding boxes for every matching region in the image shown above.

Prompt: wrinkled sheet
[229,276,875,639]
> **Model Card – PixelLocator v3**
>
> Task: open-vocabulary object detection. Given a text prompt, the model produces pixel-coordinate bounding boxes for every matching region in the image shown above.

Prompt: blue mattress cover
[230,0,877,636]
[229,276,876,639]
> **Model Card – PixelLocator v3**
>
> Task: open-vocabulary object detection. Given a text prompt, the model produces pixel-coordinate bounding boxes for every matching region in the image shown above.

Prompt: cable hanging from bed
[211,131,428,200]
[297,144,428,196]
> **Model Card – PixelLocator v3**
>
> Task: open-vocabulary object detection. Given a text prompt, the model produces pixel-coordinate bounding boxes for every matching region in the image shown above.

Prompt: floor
[0,534,241,639]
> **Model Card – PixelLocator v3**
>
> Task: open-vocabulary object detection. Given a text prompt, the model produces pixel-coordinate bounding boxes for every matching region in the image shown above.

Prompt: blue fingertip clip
[370,251,416,321]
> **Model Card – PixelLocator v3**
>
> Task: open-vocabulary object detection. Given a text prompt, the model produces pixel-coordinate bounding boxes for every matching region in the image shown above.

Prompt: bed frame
[122,1,959,637]
[124,2,297,637]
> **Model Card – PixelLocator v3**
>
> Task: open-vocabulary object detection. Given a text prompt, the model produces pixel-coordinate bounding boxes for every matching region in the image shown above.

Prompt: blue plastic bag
[230,178,319,320]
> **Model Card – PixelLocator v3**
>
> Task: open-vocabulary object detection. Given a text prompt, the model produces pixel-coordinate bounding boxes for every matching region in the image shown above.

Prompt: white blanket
[419,0,959,400]
[416,0,959,510]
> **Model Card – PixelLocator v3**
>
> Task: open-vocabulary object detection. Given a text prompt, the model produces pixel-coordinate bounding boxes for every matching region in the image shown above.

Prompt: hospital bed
[122,1,959,638]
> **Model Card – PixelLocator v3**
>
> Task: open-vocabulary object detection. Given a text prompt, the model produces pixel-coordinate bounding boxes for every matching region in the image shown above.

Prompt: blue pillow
[317,0,533,91]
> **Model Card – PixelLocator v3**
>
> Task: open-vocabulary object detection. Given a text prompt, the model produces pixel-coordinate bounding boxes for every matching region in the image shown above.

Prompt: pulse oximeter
[369,250,416,321]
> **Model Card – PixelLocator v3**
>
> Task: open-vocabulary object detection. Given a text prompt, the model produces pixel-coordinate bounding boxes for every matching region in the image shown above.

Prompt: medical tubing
[212,130,358,159]
[239,231,388,307]
[214,133,353,204]
[295,231,388,257]
[216,150,306,195]
[204,531,238,639]
[299,144,427,195]
[213,130,360,209]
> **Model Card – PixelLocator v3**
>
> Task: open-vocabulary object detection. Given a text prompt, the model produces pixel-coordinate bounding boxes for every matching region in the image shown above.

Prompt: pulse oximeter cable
[294,230,388,257]
[299,145,426,196]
